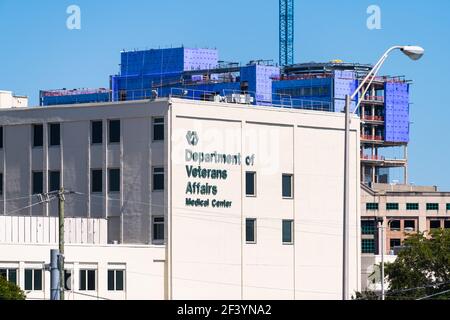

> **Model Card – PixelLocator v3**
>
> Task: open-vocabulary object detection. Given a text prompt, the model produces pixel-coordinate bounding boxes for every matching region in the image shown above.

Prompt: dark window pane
[386,203,399,210]
[87,270,96,291]
[362,220,376,235]
[109,120,120,143]
[0,269,6,280]
[445,220,450,229]
[246,219,256,243]
[389,220,401,231]
[153,118,164,141]
[49,171,60,192]
[8,269,17,285]
[33,172,43,194]
[407,203,419,210]
[153,217,164,241]
[25,269,33,290]
[49,123,60,146]
[404,220,416,230]
[390,239,401,248]
[153,168,164,191]
[246,172,256,196]
[0,173,3,195]
[109,169,120,192]
[79,270,86,291]
[362,239,376,254]
[282,175,293,198]
[366,203,379,210]
[91,121,103,144]
[33,125,44,147]
[0,127,3,149]
[116,271,124,291]
[92,170,103,193]
[282,220,293,244]
[108,270,115,291]
[427,203,439,211]
[430,220,441,229]
[34,270,42,291]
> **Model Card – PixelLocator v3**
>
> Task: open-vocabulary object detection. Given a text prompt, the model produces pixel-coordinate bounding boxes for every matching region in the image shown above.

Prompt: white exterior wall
[168,98,361,300]
[0,243,165,300]
[0,91,28,109]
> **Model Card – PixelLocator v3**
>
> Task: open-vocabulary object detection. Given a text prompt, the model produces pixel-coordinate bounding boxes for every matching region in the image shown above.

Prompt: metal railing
[169,88,333,112]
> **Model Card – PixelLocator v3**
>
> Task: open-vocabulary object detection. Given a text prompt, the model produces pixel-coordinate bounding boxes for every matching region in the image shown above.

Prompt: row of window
[0,168,165,196]
[276,86,331,98]
[246,172,294,199]
[0,268,126,292]
[366,202,450,211]
[245,219,294,244]
[0,118,164,150]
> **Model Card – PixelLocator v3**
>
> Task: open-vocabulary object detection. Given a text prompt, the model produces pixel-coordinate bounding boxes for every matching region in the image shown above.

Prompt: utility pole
[342,94,351,300]
[58,188,65,301]
[378,220,386,301]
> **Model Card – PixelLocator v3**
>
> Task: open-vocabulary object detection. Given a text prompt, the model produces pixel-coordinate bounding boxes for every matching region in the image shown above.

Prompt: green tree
[0,276,26,300]
[384,229,450,300]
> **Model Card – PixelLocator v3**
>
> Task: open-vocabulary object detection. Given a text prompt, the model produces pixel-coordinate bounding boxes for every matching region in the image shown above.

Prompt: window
[404,220,416,231]
[79,269,96,291]
[153,217,165,242]
[153,118,164,141]
[366,203,379,211]
[108,169,120,193]
[49,171,60,192]
[153,167,164,191]
[91,169,103,193]
[390,239,401,249]
[109,120,120,143]
[245,172,256,197]
[282,174,293,199]
[430,220,441,230]
[49,123,60,146]
[33,124,44,147]
[282,220,294,244]
[362,239,376,254]
[0,268,17,285]
[0,173,3,196]
[246,218,256,243]
[447,204,450,211]
[32,171,43,194]
[386,203,399,210]
[389,220,401,231]
[427,203,439,211]
[25,269,43,291]
[64,270,73,291]
[0,126,3,149]
[362,220,376,235]
[445,220,450,229]
[108,270,124,291]
[91,121,103,144]
[406,203,419,211]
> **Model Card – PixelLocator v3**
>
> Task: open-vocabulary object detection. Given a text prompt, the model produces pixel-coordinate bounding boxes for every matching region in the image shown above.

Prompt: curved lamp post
[342,45,424,300]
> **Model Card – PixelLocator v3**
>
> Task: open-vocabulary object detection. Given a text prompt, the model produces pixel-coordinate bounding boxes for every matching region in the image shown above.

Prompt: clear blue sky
[0,0,449,189]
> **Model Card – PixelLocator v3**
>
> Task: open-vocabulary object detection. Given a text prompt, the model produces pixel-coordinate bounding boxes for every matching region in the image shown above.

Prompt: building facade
[0,96,361,299]
[360,183,450,291]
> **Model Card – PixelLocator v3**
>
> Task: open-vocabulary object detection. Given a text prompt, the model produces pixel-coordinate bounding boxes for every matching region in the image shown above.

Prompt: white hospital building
[0,96,361,300]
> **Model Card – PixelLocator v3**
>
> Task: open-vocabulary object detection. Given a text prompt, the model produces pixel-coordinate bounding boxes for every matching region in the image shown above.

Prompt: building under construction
[40,47,411,186]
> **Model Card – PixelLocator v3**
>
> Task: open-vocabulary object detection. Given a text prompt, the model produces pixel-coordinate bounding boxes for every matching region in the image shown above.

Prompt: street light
[342,45,424,300]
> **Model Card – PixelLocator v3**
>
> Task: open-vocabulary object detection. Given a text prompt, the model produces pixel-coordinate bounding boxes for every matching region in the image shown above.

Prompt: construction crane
[279,0,294,66]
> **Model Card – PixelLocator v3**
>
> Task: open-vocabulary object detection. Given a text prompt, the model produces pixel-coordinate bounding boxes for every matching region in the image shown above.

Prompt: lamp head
[400,46,425,61]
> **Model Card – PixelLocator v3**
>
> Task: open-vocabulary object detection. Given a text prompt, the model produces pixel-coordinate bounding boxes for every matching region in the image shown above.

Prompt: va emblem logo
[186,131,199,146]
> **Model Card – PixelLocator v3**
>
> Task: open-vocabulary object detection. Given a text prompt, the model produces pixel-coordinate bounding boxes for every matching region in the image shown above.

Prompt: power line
[417,288,450,300]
